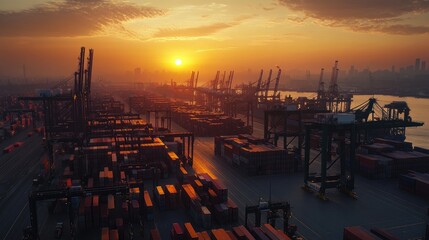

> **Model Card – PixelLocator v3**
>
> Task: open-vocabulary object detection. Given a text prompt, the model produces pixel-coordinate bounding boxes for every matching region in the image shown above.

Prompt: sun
[175,59,182,66]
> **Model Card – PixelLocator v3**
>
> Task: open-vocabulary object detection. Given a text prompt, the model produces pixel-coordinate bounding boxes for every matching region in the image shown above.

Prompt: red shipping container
[343,226,377,240]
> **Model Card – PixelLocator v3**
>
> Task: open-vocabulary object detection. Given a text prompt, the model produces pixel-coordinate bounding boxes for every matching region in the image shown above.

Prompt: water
[279,91,429,149]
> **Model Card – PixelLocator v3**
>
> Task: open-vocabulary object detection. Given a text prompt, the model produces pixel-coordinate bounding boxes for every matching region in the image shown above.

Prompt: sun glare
[175,59,182,66]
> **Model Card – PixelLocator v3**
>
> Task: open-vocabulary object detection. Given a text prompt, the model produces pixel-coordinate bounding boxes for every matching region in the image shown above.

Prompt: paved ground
[0,128,46,240]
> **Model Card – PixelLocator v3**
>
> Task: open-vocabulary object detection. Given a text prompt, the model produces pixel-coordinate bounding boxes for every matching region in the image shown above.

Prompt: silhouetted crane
[317,68,325,100]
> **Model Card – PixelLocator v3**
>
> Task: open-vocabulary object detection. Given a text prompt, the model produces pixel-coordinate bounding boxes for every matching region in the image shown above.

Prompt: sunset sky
[0,0,428,82]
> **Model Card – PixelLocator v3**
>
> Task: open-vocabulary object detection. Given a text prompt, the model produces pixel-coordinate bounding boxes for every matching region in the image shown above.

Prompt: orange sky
[0,0,428,82]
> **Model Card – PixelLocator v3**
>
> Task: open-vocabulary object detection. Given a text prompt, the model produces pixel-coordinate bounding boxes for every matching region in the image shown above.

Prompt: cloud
[354,23,429,35]
[279,0,429,20]
[278,0,429,34]
[263,7,275,11]
[287,16,308,24]
[0,0,163,37]
[195,46,237,53]
[321,18,429,35]
[153,21,241,38]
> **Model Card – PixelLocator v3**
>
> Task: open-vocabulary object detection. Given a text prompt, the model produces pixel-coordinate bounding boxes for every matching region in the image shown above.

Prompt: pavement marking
[3,201,29,240]
[387,221,426,230]
[292,215,322,239]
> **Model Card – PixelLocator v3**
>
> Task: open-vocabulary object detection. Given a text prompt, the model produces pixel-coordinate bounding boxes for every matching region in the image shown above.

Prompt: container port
[1,48,429,240]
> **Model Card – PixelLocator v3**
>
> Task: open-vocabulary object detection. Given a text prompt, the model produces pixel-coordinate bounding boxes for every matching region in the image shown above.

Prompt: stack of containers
[154,185,166,210]
[129,187,140,223]
[380,151,429,176]
[99,167,113,186]
[93,195,100,227]
[171,223,185,240]
[200,206,212,229]
[399,171,429,199]
[165,184,179,210]
[233,225,256,240]
[198,231,212,240]
[261,223,291,240]
[143,190,154,221]
[356,154,393,179]
[130,93,252,136]
[343,226,378,240]
[370,228,401,240]
[181,184,202,223]
[196,173,238,225]
[150,228,162,240]
[211,228,232,240]
[215,135,294,175]
[358,140,429,178]
[184,222,199,240]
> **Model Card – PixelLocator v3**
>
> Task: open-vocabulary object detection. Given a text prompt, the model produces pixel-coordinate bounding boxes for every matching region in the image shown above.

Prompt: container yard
[0,47,428,240]
[129,94,252,136]
[214,135,297,175]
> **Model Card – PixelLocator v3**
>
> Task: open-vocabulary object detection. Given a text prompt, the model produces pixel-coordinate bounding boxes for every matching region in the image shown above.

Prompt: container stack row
[170,222,292,240]
[357,138,429,178]
[176,170,238,228]
[171,105,252,137]
[343,226,401,240]
[129,93,252,136]
[399,171,429,199]
[215,135,296,175]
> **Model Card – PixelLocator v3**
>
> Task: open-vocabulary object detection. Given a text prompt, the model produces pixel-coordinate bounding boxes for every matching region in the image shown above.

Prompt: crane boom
[213,71,220,90]
[264,69,273,102]
[78,47,85,94]
[194,71,199,89]
[85,48,94,112]
[273,67,281,100]
[317,68,325,99]
[256,70,263,98]
[221,71,226,90]
[228,71,234,92]
[329,60,339,98]
[190,71,195,88]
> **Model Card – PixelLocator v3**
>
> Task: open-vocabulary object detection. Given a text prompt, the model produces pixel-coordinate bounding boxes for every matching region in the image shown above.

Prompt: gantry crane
[264,69,273,102]
[272,66,281,102]
[18,47,94,176]
[317,68,325,100]
[303,101,423,200]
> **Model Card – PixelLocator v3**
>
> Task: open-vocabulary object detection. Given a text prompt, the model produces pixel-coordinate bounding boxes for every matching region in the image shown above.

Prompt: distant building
[422,61,426,71]
[348,65,356,75]
[391,65,395,73]
[415,58,421,72]
[134,67,141,82]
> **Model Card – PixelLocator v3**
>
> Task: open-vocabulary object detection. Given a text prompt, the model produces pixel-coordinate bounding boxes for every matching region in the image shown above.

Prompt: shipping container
[198,231,212,240]
[252,228,270,240]
[101,227,109,240]
[370,227,400,240]
[144,190,154,220]
[212,228,232,240]
[233,225,256,240]
[166,184,179,209]
[261,224,291,240]
[171,223,185,240]
[343,226,377,240]
[150,228,162,240]
[184,222,199,240]
[109,229,119,240]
